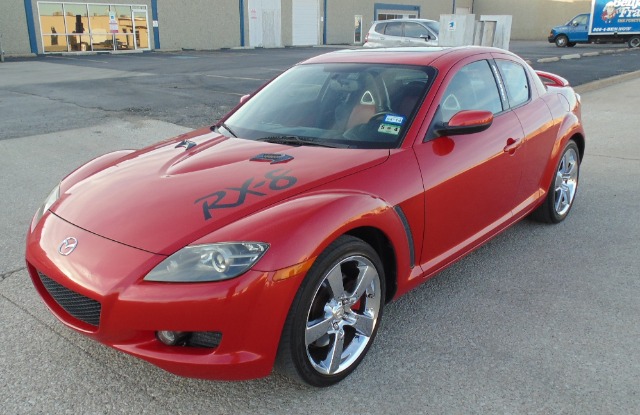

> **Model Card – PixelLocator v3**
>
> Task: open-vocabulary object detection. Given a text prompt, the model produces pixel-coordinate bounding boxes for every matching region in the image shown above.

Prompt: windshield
[222,63,436,149]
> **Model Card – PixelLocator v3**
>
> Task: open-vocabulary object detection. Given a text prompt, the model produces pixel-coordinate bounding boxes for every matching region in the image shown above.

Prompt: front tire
[275,235,385,387]
[532,140,580,224]
[555,35,569,47]
[628,36,640,48]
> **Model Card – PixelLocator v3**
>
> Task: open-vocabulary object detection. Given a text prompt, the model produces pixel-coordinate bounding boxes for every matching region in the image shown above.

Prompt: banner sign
[590,0,640,34]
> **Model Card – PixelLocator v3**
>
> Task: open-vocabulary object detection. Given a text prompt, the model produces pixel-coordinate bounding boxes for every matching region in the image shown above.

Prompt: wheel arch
[571,131,585,162]
[346,226,397,303]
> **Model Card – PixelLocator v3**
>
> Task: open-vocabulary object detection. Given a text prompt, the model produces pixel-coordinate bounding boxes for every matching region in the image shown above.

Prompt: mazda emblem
[58,237,78,256]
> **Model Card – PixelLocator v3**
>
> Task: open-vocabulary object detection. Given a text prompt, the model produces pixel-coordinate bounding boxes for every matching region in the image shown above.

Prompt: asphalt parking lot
[1,42,639,414]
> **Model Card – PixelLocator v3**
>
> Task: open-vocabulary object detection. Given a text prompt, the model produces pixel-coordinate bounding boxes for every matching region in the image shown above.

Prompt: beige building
[1,0,591,56]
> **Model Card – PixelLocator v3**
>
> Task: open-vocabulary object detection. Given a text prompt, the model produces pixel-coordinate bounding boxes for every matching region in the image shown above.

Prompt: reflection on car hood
[52,129,389,255]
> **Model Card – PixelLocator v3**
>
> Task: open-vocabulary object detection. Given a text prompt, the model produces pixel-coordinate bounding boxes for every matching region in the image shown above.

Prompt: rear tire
[628,36,640,48]
[555,35,569,47]
[275,235,385,387]
[532,140,580,224]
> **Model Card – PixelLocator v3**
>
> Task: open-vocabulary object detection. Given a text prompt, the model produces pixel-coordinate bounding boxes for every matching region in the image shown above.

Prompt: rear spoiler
[535,70,570,88]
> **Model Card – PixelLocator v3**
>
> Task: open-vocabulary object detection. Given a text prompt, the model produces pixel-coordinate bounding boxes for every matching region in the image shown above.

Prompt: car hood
[52,129,389,255]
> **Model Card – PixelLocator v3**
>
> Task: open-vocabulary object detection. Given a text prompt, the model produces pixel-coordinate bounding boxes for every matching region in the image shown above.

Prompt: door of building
[292,0,318,45]
[248,0,282,47]
[132,9,150,49]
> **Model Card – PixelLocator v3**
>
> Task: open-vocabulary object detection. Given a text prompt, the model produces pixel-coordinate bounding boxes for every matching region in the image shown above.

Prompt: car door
[383,22,405,46]
[413,58,526,271]
[567,14,589,42]
[493,57,557,213]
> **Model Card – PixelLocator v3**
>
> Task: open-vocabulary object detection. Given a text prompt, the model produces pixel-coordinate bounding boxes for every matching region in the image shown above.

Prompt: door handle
[503,137,522,155]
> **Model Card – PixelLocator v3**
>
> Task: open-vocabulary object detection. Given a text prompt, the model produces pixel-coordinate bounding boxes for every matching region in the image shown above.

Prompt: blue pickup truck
[548,0,640,48]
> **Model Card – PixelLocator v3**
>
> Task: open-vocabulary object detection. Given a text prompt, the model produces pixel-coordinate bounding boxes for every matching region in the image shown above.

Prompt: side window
[404,22,429,38]
[439,60,503,122]
[575,15,588,25]
[375,23,387,34]
[496,60,530,108]
[385,22,403,36]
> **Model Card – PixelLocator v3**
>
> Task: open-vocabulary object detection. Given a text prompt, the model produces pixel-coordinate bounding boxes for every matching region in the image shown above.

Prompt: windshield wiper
[256,135,336,148]
[212,122,238,138]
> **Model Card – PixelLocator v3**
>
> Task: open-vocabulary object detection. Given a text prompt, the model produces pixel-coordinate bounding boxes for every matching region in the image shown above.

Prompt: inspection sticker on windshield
[378,123,401,135]
[384,114,405,125]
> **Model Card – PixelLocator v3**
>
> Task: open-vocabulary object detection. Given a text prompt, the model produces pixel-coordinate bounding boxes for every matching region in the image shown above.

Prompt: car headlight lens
[144,242,269,282]
[34,184,60,225]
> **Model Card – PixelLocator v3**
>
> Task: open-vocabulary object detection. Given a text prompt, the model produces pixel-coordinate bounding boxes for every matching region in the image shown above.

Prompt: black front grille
[38,272,101,327]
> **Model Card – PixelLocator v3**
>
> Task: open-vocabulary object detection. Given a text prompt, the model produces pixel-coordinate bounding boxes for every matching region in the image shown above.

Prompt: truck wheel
[567,42,576,47]
[628,36,640,48]
[555,35,569,47]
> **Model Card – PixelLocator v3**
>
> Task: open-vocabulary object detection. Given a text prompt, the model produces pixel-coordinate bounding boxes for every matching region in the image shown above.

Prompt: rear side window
[496,60,530,108]
[384,22,403,36]
[374,23,387,34]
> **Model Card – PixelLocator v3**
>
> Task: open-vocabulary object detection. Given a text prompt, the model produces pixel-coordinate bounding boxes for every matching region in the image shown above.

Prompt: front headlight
[34,184,60,225]
[144,242,269,282]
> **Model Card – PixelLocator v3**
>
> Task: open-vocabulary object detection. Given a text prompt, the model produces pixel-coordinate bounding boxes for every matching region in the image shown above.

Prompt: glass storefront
[38,2,150,53]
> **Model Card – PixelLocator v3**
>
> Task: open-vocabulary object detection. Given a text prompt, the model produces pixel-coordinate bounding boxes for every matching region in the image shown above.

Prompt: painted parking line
[45,55,110,64]
[205,74,268,81]
[207,90,247,96]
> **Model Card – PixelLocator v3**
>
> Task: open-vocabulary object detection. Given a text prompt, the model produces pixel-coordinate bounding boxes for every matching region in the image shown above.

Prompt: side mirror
[239,94,251,104]
[435,110,493,136]
[420,34,432,41]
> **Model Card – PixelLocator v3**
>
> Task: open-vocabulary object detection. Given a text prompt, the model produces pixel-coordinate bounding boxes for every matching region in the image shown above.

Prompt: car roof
[300,46,514,67]
[374,18,438,24]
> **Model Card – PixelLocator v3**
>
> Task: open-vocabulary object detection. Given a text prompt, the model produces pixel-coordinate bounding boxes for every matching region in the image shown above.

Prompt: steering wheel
[369,111,395,122]
[343,110,400,141]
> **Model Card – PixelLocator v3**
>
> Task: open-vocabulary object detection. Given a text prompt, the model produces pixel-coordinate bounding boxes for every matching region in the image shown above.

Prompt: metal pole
[0,32,5,63]
[452,0,457,14]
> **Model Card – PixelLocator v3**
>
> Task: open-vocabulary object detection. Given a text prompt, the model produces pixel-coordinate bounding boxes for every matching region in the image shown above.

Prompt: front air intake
[37,271,101,327]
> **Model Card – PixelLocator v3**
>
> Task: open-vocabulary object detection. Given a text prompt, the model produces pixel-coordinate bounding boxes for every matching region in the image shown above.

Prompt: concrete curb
[538,57,560,63]
[0,52,37,59]
[537,46,636,63]
[574,69,640,94]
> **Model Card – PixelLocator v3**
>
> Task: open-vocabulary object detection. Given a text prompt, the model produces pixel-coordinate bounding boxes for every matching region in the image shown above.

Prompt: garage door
[292,0,318,45]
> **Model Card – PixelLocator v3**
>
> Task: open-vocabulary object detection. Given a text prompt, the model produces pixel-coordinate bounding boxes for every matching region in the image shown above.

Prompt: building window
[377,13,418,21]
[38,2,150,53]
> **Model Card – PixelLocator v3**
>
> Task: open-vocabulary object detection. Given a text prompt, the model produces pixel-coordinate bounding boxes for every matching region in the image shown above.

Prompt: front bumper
[26,212,303,380]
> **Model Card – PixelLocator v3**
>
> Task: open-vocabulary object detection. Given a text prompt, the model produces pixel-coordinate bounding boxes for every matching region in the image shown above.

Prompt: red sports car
[26,46,584,387]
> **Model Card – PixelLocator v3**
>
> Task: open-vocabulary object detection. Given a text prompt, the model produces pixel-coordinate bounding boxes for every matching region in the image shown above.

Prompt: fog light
[156,330,187,346]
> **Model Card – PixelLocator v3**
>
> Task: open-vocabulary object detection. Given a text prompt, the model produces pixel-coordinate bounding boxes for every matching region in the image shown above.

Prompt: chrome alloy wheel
[554,147,579,216]
[304,255,382,375]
